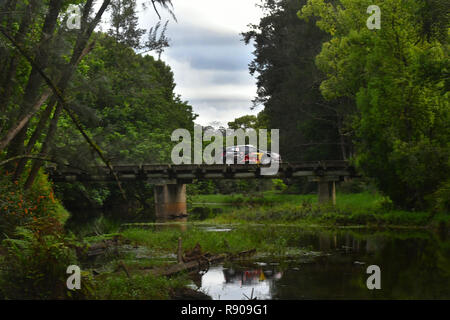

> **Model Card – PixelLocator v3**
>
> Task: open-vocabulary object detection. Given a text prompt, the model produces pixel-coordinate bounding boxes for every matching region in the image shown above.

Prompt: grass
[192,191,316,206]
[89,224,322,299]
[68,191,448,300]
[121,226,306,256]
[95,273,190,300]
[193,192,448,228]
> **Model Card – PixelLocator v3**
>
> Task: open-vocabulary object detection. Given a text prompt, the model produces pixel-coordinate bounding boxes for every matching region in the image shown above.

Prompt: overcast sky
[137,0,264,127]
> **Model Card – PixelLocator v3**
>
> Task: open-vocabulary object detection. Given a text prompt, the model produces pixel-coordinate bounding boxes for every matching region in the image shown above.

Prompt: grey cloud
[173,47,251,71]
[189,98,259,126]
[169,24,245,47]
[190,98,252,106]
[209,71,252,85]
[166,25,252,71]
[146,9,262,125]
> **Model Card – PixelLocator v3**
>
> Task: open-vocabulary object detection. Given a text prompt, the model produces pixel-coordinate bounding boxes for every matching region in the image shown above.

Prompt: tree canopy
[299,0,449,209]
[242,0,354,162]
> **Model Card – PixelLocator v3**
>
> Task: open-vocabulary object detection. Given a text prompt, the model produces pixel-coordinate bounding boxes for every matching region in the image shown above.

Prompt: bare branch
[0,154,83,170]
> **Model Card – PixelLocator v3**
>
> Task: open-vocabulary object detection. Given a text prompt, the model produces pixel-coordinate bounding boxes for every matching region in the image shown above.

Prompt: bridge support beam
[318,180,330,204]
[310,176,338,205]
[154,183,187,220]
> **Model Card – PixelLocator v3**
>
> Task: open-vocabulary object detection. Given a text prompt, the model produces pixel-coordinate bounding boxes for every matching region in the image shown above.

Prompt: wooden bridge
[47,161,357,220]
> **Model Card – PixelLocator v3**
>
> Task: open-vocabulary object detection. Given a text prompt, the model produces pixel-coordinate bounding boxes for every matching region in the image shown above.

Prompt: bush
[97,274,188,300]
[0,217,93,299]
[338,178,373,194]
[189,207,223,221]
[427,179,450,214]
[374,196,395,211]
[0,169,69,237]
[272,179,288,192]
[187,180,217,195]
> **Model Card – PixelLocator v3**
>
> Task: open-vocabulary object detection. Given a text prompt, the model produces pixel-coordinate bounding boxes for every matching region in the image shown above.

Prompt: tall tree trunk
[24,0,111,188]
[13,0,97,178]
[13,100,56,178]
[0,0,18,74]
[1,0,125,199]
[0,89,51,151]
[6,0,64,164]
[24,103,62,189]
[6,0,63,160]
[20,39,97,181]
[0,0,40,113]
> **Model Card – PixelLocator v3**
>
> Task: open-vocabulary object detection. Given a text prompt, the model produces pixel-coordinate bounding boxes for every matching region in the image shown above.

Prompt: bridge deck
[48,161,356,183]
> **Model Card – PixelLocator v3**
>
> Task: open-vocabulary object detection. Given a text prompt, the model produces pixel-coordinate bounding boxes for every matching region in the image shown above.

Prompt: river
[188,225,449,300]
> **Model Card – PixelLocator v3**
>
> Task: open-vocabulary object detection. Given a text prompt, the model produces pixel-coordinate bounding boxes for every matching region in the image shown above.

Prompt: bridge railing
[46,161,357,183]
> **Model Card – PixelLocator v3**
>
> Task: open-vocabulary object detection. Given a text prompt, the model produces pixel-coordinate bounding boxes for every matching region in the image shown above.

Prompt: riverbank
[1,189,447,299]
[83,223,450,299]
[191,192,449,228]
[80,224,314,299]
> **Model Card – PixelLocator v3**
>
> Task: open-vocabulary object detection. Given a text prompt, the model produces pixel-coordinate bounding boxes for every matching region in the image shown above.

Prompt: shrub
[426,179,450,214]
[338,178,373,194]
[0,169,69,237]
[272,179,288,192]
[0,217,93,299]
[97,274,188,300]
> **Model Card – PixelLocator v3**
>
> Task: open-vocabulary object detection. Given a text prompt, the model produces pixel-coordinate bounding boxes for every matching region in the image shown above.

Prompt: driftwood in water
[182,242,203,262]
[87,236,256,279]
[149,254,227,277]
[228,248,257,260]
[85,235,128,257]
[149,249,257,277]
[149,239,257,277]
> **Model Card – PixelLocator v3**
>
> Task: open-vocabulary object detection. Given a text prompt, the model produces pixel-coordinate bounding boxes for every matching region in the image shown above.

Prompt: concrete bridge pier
[310,176,338,205]
[153,182,187,220]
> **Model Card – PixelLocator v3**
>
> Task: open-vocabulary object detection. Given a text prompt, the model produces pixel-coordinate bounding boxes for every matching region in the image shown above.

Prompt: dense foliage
[0,0,195,216]
[54,34,195,166]
[0,0,448,301]
[0,168,69,236]
[299,0,449,210]
[0,217,92,299]
[243,0,448,211]
[242,0,354,162]
[51,34,196,215]
[0,0,194,299]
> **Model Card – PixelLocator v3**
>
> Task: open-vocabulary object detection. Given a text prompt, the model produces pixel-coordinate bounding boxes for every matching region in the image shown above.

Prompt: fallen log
[148,249,257,277]
[149,254,226,277]
[229,248,257,260]
[84,235,128,257]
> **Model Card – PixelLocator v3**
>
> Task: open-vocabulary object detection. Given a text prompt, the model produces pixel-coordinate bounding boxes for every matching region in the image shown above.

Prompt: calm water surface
[77,215,449,300]
[191,226,449,300]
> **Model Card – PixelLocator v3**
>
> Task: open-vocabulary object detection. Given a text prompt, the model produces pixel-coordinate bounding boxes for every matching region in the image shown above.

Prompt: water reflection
[197,228,450,300]
[200,267,275,300]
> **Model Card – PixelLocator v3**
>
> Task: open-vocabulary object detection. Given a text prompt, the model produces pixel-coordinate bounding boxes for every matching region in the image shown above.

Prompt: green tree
[51,33,196,215]
[227,113,268,130]
[300,0,449,210]
[108,0,146,48]
[243,0,354,162]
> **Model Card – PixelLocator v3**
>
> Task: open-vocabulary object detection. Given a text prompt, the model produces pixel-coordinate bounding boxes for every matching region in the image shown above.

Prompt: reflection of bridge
[223,267,282,286]
[48,161,357,219]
